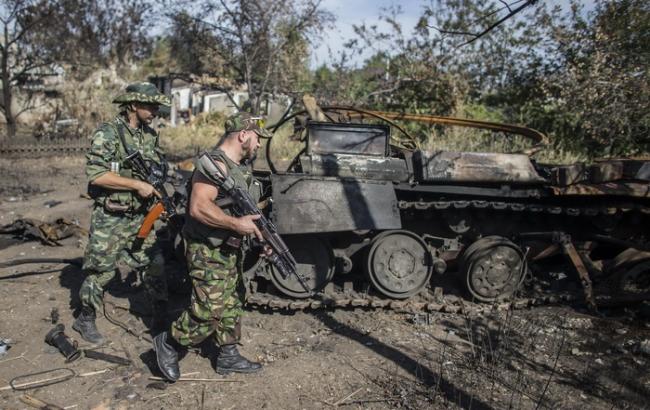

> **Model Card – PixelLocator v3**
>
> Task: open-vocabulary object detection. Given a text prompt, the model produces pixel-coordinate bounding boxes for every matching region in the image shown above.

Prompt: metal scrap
[50,308,59,324]
[0,218,86,246]
[0,338,10,358]
[45,324,81,363]
[8,368,76,391]
[561,237,597,312]
[83,349,131,366]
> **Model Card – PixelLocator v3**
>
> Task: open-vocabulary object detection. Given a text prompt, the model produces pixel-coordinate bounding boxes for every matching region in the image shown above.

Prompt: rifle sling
[197,153,238,207]
[215,197,233,208]
[115,121,137,158]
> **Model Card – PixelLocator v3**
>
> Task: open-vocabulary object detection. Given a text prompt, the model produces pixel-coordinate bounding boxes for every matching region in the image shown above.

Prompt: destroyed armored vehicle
[235,106,650,309]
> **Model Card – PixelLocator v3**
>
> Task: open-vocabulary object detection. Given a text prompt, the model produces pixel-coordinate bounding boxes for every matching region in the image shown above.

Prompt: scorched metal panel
[271,174,401,234]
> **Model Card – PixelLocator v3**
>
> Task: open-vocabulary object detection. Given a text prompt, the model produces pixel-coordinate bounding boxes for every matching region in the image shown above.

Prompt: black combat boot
[152,331,181,382]
[216,344,262,375]
[150,301,169,335]
[72,306,104,344]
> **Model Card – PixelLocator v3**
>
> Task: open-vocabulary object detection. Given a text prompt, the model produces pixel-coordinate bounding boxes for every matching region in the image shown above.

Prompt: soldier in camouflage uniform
[153,112,270,381]
[73,82,172,344]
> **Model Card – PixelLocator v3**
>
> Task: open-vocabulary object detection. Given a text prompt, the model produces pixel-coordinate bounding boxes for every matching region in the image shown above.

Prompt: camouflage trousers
[79,205,168,312]
[171,240,244,347]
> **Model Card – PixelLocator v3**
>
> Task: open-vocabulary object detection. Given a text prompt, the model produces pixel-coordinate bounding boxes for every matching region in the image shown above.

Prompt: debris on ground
[44,200,63,208]
[50,307,60,324]
[637,339,650,357]
[45,324,81,363]
[0,338,11,358]
[0,217,86,245]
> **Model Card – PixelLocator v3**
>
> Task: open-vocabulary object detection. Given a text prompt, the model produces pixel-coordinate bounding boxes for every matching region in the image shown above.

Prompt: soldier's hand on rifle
[234,215,263,241]
[134,180,161,199]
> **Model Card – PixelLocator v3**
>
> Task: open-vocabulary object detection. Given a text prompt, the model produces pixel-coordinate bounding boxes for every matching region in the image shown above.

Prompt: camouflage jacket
[86,114,166,212]
[182,148,262,248]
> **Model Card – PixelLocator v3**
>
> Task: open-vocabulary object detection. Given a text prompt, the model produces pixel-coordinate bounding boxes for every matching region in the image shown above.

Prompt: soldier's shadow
[59,263,84,311]
[59,259,191,339]
[59,243,192,374]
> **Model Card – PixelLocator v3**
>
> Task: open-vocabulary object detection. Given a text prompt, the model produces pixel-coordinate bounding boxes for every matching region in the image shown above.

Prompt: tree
[165,0,334,114]
[0,0,59,138]
[329,3,483,114]
[334,0,648,158]
[542,0,650,156]
[0,0,158,138]
[29,0,158,76]
[167,12,223,76]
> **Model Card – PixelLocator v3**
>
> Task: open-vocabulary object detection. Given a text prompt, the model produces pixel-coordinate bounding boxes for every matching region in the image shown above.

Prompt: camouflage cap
[225,112,272,138]
[112,82,171,106]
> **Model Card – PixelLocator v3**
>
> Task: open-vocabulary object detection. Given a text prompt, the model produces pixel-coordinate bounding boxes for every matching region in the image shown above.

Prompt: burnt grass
[0,155,649,409]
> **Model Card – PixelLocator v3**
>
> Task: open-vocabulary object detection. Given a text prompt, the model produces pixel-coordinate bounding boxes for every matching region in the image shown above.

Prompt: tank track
[245,198,650,315]
[246,286,648,315]
[246,288,584,315]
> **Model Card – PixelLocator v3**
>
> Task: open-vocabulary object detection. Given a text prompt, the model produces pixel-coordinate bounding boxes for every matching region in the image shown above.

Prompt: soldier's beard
[242,140,258,164]
[245,147,258,164]
[137,112,153,126]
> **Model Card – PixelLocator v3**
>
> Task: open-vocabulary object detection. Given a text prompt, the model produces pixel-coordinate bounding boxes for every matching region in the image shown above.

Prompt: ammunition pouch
[101,189,146,214]
[103,195,133,213]
[87,166,144,214]
[221,236,242,256]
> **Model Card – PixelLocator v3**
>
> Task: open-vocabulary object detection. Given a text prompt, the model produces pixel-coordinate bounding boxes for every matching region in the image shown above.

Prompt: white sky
[309,0,597,68]
[310,0,423,68]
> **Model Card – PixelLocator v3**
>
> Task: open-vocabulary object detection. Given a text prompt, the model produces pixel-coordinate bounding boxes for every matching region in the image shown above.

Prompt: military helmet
[112,82,171,106]
[225,112,272,138]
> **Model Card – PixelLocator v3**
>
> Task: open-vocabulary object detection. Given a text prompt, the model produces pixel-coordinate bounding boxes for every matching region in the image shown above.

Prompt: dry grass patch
[158,111,587,166]
[159,112,226,160]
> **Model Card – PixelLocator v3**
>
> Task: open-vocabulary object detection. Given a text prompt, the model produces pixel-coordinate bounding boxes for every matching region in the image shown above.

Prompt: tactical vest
[182,148,262,247]
[90,116,165,213]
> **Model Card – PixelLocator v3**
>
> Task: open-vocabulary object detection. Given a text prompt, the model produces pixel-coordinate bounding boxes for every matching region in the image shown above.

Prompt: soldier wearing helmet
[73,82,171,344]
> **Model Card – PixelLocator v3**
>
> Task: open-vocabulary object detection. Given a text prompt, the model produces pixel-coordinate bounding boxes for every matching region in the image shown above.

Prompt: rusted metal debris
[560,236,598,312]
[0,218,87,246]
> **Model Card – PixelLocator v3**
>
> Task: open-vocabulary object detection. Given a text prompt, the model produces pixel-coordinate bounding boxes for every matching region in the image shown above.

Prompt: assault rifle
[124,150,177,241]
[197,152,313,296]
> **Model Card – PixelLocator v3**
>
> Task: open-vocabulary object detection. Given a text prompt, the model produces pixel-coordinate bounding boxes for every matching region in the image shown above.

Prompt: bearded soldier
[153,112,269,381]
[73,82,171,344]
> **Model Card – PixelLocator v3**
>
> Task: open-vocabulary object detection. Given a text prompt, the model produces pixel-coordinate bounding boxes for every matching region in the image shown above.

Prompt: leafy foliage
[3,0,647,161]
[317,0,648,159]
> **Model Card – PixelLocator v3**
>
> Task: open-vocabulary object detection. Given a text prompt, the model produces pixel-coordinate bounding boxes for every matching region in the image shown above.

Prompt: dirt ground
[1,155,649,410]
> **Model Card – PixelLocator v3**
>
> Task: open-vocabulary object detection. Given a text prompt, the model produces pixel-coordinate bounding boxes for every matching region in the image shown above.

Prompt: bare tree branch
[426,0,533,44]
[459,0,538,47]
[5,4,55,49]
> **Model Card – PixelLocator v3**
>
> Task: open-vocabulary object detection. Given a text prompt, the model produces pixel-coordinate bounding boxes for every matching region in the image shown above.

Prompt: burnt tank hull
[242,115,650,307]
